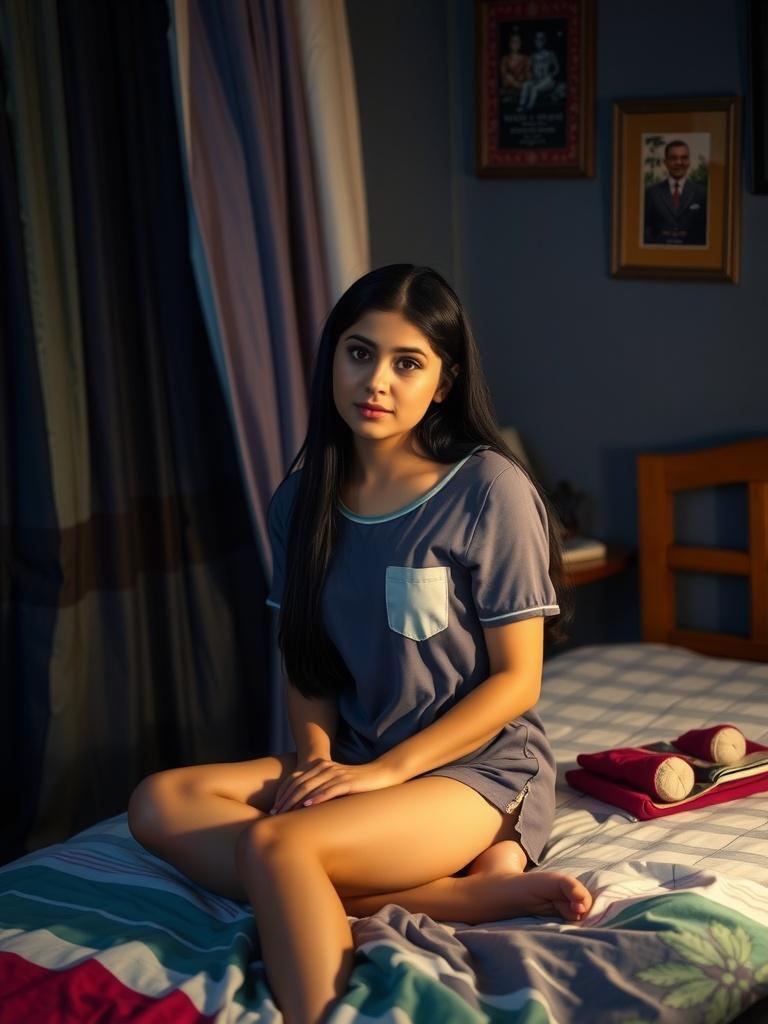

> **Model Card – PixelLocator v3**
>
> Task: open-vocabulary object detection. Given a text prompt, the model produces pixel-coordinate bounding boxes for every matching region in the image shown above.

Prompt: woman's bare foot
[343,855,591,925]
[494,870,592,922]
[463,841,591,922]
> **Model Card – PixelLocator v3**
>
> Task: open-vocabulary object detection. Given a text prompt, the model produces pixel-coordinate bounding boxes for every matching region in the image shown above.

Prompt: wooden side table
[564,545,633,587]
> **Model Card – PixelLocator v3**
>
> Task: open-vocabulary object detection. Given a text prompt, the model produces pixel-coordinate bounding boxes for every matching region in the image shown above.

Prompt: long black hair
[276,264,571,698]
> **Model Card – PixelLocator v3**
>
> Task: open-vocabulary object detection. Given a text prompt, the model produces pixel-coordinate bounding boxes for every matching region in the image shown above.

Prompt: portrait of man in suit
[643,138,708,246]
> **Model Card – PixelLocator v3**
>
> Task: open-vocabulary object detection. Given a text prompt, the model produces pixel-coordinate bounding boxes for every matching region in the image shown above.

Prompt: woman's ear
[434,363,459,403]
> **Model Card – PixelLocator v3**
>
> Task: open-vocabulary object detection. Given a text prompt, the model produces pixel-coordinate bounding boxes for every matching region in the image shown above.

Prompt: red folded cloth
[565,767,768,820]
[576,748,694,802]
[567,725,768,819]
[674,723,746,764]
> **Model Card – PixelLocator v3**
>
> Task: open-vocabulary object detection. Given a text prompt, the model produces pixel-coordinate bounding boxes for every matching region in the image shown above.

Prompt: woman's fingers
[271,778,293,808]
[271,762,336,813]
[272,768,308,808]
[272,760,395,813]
[298,781,349,806]
[284,770,340,809]
[270,773,303,813]
[271,776,305,813]
[279,769,362,810]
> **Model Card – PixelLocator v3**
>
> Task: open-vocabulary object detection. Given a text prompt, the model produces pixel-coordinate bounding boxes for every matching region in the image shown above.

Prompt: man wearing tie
[643,140,708,246]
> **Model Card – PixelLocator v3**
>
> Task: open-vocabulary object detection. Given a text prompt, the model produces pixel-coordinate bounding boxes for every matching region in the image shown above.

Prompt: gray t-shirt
[266,445,559,862]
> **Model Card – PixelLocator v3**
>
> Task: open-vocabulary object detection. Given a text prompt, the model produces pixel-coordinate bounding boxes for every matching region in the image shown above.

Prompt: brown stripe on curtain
[169,1,335,750]
[0,0,275,857]
[39,483,255,608]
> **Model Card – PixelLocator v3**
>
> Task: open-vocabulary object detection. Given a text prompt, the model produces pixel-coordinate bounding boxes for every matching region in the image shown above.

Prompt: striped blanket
[2,642,768,1023]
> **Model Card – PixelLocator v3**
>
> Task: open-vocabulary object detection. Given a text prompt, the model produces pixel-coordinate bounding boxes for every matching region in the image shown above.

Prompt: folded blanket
[576,748,694,802]
[674,723,746,764]
[566,725,768,819]
[565,767,768,819]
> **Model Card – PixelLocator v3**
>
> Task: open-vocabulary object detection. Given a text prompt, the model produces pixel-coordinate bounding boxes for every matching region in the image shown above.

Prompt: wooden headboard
[637,438,768,662]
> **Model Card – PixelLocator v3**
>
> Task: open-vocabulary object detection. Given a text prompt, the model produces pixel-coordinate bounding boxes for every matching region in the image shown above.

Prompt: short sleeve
[464,464,559,626]
[265,473,299,610]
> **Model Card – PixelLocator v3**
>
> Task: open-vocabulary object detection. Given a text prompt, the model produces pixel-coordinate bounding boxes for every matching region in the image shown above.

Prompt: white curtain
[166,0,370,752]
[293,0,369,300]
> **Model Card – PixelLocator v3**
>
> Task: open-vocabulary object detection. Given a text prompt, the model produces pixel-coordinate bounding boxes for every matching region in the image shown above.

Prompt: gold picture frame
[611,97,742,282]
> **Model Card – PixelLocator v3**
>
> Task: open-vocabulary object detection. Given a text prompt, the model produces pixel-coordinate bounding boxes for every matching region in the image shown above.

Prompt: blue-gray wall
[346,0,768,643]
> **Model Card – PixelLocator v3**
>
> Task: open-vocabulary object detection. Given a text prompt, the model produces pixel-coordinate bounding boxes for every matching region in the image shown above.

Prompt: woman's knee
[127,768,187,849]
[235,813,303,874]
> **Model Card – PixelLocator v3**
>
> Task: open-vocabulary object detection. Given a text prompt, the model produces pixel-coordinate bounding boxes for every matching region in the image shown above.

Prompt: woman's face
[332,309,453,449]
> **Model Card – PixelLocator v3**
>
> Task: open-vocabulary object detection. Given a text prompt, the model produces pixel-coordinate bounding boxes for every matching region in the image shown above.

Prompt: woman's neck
[347,436,431,487]
[342,437,450,516]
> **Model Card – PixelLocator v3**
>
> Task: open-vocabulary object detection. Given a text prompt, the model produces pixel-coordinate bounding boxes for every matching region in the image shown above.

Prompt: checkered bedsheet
[539,643,768,884]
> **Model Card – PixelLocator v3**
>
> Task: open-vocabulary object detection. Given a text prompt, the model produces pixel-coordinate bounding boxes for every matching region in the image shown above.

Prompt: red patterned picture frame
[476,0,595,177]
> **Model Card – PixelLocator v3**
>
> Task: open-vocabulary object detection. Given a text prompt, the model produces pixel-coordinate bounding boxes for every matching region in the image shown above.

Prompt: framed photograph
[475,0,595,178]
[749,0,768,193]
[611,97,742,283]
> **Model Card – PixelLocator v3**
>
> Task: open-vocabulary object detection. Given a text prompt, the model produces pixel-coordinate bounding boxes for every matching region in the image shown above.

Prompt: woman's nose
[365,360,389,392]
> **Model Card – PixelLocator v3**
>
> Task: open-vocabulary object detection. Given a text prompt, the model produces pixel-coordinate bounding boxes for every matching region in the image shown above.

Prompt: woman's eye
[346,347,419,371]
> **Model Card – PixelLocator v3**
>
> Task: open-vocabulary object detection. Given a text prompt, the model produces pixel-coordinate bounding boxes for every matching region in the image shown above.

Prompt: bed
[2,438,768,1023]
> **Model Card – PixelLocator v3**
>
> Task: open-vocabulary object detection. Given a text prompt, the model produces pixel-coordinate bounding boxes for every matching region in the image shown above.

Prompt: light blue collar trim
[338,445,487,524]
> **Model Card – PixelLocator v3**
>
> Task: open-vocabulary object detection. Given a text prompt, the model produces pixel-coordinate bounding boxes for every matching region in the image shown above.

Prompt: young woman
[128,264,592,1024]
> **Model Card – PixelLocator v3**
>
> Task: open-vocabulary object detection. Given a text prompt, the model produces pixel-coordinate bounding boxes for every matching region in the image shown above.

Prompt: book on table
[562,535,607,564]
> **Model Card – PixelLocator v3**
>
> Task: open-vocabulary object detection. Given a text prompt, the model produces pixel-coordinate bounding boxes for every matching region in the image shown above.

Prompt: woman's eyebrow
[345,333,429,357]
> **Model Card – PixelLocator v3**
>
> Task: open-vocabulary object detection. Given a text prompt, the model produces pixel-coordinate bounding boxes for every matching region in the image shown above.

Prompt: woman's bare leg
[235,777,592,1024]
[342,868,589,922]
[128,762,588,924]
[127,754,298,900]
[127,755,510,906]
[342,838,587,924]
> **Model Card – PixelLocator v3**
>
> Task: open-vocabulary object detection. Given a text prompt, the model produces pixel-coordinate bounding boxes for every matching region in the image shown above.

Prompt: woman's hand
[270,757,399,814]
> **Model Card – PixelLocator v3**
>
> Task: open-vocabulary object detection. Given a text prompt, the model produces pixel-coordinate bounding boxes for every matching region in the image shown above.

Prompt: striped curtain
[1,0,368,862]
[166,0,369,748]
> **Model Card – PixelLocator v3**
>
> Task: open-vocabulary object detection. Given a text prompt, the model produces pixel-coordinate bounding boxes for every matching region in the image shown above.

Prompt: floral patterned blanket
[346,863,768,1024]
[1,817,767,1023]
[3,643,768,1022]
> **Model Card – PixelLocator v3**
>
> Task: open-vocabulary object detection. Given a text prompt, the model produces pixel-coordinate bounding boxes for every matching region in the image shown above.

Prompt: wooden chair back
[637,438,768,661]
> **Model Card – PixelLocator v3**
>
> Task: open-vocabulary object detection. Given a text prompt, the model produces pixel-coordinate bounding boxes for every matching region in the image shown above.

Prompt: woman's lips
[355,404,392,419]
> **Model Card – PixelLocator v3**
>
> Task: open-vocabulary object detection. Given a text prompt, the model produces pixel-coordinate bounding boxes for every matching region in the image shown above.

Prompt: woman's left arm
[378,616,543,783]
[274,617,544,810]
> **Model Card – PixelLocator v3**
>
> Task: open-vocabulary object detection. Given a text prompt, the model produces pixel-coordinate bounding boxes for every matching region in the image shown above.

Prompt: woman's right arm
[270,685,338,814]
[286,683,339,767]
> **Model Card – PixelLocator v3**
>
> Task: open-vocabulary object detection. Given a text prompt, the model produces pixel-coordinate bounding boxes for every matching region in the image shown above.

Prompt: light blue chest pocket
[385,566,449,641]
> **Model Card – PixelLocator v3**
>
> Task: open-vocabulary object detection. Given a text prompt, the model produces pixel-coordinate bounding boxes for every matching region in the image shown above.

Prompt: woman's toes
[563,878,592,918]
[461,861,592,923]
[535,874,593,920]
